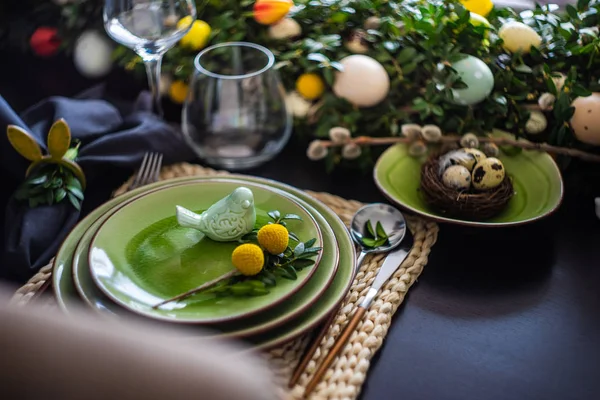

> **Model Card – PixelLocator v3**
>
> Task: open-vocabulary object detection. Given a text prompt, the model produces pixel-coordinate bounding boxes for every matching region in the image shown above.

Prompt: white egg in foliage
[333,55,390,108]
[442,165,472,191]
[498,21,542,54]
[74,31,113,78]
[472,158,506,190]
[570,93,600,146]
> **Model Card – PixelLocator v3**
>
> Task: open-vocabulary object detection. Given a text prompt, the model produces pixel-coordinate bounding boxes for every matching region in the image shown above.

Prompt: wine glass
[182,42,292,170]
[103,0,197,116]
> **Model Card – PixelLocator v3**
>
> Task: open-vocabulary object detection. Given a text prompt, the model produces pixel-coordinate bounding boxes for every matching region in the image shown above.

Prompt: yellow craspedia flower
[169,80,189,104]
[460,0,494,17]
[232,244,265,276]
[296,73,325,101]
[177,17,211,50]
[258,224,289,255]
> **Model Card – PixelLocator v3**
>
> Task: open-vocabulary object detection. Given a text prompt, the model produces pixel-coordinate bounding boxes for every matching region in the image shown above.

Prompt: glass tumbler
[182,42,292,170]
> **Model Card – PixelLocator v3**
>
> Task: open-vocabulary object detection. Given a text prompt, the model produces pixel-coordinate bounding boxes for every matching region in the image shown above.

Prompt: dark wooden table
[2,52,600,400]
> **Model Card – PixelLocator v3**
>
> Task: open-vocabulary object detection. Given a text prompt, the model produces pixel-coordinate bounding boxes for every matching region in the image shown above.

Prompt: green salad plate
[374,139,564,227]
[53,175,356,349]
[72,179,339,338]
[88,180,323,324]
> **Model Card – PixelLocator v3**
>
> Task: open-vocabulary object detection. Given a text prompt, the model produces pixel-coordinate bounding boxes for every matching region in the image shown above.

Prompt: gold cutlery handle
[304,306,368,396]
[288,309,338,387]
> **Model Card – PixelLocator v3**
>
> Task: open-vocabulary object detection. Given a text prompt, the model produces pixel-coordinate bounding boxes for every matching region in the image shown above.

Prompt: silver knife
[360,234,413,309]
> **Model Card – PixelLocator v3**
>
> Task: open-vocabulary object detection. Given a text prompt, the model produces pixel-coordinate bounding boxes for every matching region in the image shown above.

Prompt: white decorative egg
[333,55,390,108]
[498,21,542,54]
[449,55,494,106]
[442,165,472,190]
[570,93,600,146]
[74,30,114,78]
[472,157,505,190]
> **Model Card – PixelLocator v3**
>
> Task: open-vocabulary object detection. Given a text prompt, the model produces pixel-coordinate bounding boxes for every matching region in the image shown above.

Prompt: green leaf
[55,188,67,203]
[67,193,81,211]
[361,237,378,248]
[250,287,270,296]
[268,210,281,221]
[566,4,579,19]
[27,175,48,185]
[288,231,300,242]
[283,214,302,221]
[376,221,388,239]
[397,47,417,64]
[514,64,533,74]
[259,273,276,287]
[68,186,84,200]
[365,220,376,238]
[304,238,317,248]
[293,259,315,269]
[307,53,329,63]
[67,176,83,191]
[293,242,305,257]
[282,265,297,280]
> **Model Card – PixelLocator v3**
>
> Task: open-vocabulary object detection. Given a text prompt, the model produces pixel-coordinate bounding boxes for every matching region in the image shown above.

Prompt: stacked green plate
[53,176,356,349]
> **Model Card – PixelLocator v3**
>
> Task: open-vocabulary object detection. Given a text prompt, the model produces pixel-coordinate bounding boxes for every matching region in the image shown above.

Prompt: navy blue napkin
[0,87,195,282]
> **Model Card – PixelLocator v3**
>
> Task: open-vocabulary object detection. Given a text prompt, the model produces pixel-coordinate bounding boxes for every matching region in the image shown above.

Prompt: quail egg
[442,165,472,191]
[449,148,486,171]
[472,157,505,190]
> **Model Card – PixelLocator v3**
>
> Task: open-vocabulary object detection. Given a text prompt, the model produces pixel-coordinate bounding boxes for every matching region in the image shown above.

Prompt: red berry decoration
[30,27,61,57]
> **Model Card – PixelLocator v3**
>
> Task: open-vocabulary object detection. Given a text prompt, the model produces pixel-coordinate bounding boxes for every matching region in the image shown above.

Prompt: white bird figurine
[175,187,256,242]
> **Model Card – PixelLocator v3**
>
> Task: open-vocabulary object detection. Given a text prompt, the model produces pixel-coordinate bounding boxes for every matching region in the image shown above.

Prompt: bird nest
[419,155,514,220]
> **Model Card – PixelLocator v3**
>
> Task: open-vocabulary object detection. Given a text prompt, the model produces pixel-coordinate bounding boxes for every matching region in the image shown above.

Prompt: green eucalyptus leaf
[304,238,317,248]
[288,231,300,242]
[293,242,305,257]
[365,220,376,238]
[376,221,388,239]
[283,214,302,221]
[361,237,378,248]
[55,188,67,203]
[267,210,281,221]
[293,259,315,269]
[68,186,84,200]
[67,193,81,211]
[27,175,48,185]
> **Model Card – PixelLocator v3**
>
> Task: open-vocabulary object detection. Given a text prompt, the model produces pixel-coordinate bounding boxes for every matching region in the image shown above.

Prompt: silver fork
[128,152,163,190]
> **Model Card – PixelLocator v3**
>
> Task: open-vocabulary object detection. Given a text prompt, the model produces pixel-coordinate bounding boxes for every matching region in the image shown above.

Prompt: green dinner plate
[88,180,323,324]
[374,139,564,227]
[53,175,356,349]
[72,178,339,339]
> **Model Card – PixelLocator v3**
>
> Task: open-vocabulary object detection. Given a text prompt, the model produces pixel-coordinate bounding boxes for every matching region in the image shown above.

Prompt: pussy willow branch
[321,135,600,163]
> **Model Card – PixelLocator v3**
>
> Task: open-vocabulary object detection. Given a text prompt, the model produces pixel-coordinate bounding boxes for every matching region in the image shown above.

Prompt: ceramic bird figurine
[175,187,256,242]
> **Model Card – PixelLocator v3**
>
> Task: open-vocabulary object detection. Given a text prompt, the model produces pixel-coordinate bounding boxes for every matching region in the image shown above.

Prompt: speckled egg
[462,148,487,164]
[570,93,600,146]
[472,157,505,191]
[498,21,542,54]
[449,55,494,106]
[442,165,472,191]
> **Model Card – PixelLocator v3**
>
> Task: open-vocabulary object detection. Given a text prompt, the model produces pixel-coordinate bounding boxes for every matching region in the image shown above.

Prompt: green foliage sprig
[14,144,84,210]
[42,0,600,172]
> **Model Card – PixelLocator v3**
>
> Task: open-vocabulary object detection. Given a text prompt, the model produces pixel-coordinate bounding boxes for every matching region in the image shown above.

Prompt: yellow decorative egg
[442,165,472,190]
[257,223,289,255]
[498,21,542,54]
[296,73,325,101]
[463,148,487,164]
[472,157,505,191]
[460,0,494,17]
[570,93,600,146]
[232,244,265,276]
[178,18,211,50]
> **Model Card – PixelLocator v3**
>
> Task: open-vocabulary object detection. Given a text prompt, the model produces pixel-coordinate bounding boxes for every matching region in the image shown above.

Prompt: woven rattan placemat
[12,163,439,400]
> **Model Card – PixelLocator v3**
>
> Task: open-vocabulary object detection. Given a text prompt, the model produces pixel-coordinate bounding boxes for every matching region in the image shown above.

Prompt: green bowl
[374,141,564,227]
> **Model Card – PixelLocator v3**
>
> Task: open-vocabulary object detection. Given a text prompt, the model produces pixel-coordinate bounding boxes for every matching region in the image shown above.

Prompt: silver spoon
[350,203,407,270]
[289,202,406,387]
